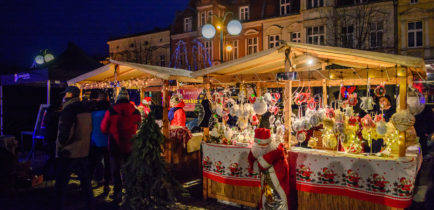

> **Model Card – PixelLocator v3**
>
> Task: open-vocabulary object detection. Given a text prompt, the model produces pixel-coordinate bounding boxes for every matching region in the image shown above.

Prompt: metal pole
[0,85,3,136]
[220,29,223,63]
[47,80,51,105]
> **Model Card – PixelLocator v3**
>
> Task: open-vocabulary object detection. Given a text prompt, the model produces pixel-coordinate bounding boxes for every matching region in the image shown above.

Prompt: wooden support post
[203,176,208,200]
[284,80,292,146]
[398,67,407,157]
[322,79,328,107]
[140,87,145,102]
[162,80,171,163]
[256,82,262,97]
[79,88,83,101]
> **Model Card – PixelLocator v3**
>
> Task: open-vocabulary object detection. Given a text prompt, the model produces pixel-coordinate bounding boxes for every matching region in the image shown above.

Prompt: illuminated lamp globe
[307,59,314,65]
[227,20,242,36]
[226,45,233,52]
[44,53,54,62]
[35,55,45,65]
[201,24,216,39]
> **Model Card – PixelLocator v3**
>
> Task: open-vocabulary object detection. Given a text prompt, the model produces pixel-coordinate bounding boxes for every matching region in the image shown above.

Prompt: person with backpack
[101,88,141,203]
[55,86,93,210]
[88,90,111,196]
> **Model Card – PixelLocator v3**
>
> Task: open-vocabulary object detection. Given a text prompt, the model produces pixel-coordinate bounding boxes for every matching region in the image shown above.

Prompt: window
[370,22,383,48]
[410,0,418,4]
[184,17,192,32]
[341,25,354,48]
[239,6,249,21]
[269,35,280,48]
[307,0,324,9]
[408,21,423,48]
[247,37,258,55]
[129,43,135,48]
[291,32,301,43]
[199,10,213,27]
[203,41,212,61]
[280,0,291,15]
[307,26,325,45]
[160,55,166,67]
[225,40,239,61]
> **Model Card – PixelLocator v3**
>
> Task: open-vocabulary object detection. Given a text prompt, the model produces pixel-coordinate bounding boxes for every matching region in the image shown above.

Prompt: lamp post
[201,12,242,63]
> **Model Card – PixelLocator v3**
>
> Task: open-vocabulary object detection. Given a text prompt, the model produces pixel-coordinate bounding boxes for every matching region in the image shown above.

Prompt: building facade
[106,0,433,73]
[107,28,171,67]
[398,0,434,71]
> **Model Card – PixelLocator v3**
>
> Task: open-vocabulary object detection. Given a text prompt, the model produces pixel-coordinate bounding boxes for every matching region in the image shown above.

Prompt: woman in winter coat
[169,95,186,127]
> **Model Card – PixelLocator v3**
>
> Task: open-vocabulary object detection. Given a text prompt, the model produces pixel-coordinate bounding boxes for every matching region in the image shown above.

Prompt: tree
[320,2,390,50]
[122,113,188,210]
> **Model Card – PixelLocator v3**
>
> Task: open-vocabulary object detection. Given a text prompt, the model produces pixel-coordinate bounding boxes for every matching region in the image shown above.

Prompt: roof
[0,42,103,86]
[67,59,203,85]
[107,27,170,42]
[192,42,427,80]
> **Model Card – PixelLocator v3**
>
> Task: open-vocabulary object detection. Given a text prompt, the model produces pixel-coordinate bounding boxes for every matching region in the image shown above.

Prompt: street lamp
[201,12,242,63]
[34,49,55,66]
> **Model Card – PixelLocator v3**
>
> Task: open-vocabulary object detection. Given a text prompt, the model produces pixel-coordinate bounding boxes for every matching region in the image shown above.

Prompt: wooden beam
[162,80,170,162]
[398,67,407,157]
[284,80,292,145]
[322,79,328,108]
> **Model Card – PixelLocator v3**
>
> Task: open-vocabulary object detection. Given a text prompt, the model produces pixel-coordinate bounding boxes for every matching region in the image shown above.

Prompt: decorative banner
[202,143,261,187]
[288,147,421,208]
[178,88,203,112]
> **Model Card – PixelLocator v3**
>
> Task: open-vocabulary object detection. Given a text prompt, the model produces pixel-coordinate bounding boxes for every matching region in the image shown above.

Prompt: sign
[14,73,31,83]
[178,88,203,112]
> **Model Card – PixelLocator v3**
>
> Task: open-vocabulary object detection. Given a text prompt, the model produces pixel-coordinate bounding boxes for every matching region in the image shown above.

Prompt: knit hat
[116,88,129,102]
[170,94,182,107]
[254,128,272,145]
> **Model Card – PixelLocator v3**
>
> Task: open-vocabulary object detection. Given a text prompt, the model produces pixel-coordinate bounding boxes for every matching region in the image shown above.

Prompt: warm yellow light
[216,25,222,30]
[226,45,233,52]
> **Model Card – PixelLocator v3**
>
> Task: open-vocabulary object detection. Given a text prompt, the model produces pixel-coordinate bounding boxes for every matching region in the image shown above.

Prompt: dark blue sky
[0,0,190,69]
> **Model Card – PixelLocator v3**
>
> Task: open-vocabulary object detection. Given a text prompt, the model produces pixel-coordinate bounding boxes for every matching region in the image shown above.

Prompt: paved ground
[0,150,245,210]
[0,178,245,210]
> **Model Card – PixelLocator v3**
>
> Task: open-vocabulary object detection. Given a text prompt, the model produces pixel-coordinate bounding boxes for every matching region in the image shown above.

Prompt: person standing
[169,95,186,127]
[88,90,111,195]
[101,88,141,203]
[54,86,93,210]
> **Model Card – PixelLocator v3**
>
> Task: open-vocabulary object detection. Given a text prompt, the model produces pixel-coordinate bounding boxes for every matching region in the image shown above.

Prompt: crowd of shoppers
[47,86,142,210]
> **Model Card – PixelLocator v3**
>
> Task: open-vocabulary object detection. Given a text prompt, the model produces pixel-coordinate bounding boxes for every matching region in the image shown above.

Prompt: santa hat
[142,97,152,105]
[254,128,271,145]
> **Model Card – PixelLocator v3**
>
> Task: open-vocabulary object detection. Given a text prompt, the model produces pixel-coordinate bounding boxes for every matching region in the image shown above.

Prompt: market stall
[192,42,427,209]
[67,60,204,171]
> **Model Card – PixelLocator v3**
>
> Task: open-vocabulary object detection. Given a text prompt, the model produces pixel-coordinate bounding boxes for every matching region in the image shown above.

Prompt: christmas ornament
[253,97,268,115]
[391,110,415,131]
[374,83,386,97]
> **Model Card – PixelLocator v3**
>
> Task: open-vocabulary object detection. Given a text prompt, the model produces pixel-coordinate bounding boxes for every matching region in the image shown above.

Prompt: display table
[288,147,422,210]
[202,143,261,207]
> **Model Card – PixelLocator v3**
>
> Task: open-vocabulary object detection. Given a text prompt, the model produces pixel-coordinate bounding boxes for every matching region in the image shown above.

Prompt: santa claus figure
[248,128,290,209]
[169,95,186,127]
[137,97,151,118]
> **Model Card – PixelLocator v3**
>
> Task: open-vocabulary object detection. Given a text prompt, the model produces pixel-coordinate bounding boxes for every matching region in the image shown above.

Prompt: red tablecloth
[288,147,422,208]
[202,143,261,187]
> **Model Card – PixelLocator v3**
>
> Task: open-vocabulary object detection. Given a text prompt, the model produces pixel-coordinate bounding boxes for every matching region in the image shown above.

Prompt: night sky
[0,0,190,70]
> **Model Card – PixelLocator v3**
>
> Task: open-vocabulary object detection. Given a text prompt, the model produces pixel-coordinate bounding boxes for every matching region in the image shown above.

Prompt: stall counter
[289,146,422,210]
[202,142,261,208]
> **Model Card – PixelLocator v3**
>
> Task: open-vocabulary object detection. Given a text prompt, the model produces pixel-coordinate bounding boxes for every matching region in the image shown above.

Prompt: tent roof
[67,59,203,85]
[192,42,427,79]
[0,42,103,86]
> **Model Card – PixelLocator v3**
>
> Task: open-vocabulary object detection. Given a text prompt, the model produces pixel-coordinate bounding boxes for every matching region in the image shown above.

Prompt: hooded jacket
[56,97,92,158]
[169,101,186,127]
[101,99,141,154]
[88,100,111,147]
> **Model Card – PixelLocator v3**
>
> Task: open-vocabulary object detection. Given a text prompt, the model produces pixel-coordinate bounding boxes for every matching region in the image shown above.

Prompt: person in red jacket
[169,95,186,127]
[100,88,140,203]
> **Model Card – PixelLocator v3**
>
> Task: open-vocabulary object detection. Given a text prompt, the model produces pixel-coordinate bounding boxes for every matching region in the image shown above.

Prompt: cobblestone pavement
[0,178,244,210]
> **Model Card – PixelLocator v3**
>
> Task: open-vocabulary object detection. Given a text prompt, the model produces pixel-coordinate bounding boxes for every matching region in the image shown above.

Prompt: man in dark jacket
[88,90,111,195]
[101,88,140,203]
[55,86,93,210]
